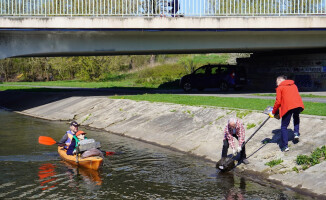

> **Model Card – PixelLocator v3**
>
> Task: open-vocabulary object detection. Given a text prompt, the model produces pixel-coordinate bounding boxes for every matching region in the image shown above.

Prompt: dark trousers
[281,107,302,148]
[222,135,246,160]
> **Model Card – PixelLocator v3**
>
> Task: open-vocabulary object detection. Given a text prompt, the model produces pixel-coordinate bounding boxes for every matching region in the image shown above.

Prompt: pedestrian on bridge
[169,0,179,17]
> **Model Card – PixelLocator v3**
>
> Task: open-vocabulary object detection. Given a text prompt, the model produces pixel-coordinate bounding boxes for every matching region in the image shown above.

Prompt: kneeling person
[221,118,249,165]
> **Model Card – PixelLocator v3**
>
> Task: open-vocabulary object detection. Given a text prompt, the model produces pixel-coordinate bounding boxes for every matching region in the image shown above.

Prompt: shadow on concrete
[246,128,298,159]
[259,129,297,150]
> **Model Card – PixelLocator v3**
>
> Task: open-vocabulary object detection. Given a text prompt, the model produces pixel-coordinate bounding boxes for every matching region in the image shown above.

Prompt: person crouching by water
[58,121,79,149]
[221,118,249,165]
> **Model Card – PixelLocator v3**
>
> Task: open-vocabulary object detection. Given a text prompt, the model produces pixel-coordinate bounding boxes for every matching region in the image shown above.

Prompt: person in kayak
[221,118,249,165]
[269,75,304,152]
[67,130,87,155]
[57,121,79,149]
[67,130,104,158]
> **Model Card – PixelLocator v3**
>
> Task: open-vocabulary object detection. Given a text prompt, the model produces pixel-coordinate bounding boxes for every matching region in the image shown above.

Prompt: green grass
[0,64,183,89]
[0,79,144,88]
[292,166,299,173]
[253,93,326,99]
[246,123,256,130]
[236,110,252,119]
[265,159,283,167]
[110,94,326,116]
[192,54,229,65]
[0,85,69,92]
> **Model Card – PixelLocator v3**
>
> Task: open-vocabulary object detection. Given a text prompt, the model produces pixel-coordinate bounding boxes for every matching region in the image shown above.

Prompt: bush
[295,145,326,170]
[135,63,187,85]
[296,155,310,165]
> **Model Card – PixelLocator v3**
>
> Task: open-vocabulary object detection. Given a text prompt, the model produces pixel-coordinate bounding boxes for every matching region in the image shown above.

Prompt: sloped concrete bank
[0,91,325,197]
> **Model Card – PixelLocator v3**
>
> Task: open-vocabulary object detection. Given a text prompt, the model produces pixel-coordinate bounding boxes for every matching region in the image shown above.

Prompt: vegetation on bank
[265,159,283,168]
[0,86,71,92]
[295,145,326,171]
[110,94,326,116]
[0,54,231,88]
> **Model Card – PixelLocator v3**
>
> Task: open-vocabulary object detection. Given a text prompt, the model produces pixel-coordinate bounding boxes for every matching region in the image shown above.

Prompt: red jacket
[272,80,304,118]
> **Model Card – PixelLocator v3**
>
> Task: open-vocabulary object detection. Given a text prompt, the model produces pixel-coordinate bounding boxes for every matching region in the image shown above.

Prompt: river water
[0,109,311,199]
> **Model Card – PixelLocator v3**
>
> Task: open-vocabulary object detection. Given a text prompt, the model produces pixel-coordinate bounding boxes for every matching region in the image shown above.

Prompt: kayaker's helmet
[76,131,86,136]
[70,121,79,127]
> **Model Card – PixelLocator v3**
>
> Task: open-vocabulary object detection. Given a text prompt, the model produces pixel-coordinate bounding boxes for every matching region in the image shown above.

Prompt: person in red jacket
[269,75,304,152]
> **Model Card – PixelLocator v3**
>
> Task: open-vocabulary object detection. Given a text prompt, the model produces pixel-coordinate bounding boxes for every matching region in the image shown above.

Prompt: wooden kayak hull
[57,147,103,170]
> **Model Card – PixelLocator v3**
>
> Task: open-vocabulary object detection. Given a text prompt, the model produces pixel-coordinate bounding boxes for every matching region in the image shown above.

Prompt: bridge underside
[1,17,326,58]
[2,29,326,59]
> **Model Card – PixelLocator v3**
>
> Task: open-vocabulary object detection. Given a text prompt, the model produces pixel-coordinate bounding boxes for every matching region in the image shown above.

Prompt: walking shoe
[241,158,249,165]
[282,146,289,152]
[294,132,300,140]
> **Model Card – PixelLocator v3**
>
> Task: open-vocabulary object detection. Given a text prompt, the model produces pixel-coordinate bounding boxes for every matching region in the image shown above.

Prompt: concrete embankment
[0,91,325,197]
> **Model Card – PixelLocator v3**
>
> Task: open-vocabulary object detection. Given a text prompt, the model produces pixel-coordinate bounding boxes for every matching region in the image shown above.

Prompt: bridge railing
[1,0,325,17]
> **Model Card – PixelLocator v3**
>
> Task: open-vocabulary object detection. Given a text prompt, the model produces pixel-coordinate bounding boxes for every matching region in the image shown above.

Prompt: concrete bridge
[1,0,326,59]
[2,16,326,59]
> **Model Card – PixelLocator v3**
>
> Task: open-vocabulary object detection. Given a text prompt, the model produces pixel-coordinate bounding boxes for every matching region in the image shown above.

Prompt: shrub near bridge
[135,63,187,86]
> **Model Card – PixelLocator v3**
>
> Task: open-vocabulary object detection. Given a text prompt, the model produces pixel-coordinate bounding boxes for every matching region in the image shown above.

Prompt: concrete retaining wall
[0,91,325,197]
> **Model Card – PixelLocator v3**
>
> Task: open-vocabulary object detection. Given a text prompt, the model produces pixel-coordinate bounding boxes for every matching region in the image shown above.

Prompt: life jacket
[71,135,88,152]
[72,135,80,151]
[65,130,75,149]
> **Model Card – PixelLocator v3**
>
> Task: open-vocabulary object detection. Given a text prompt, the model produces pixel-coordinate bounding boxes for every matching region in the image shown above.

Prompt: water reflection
[62,161,103,186]
[218,174,245,200]
[38,162,103,192]
[38,163,58,191]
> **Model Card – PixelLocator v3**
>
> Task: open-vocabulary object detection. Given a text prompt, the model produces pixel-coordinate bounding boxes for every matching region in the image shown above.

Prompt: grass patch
[236,110,252,119]
[295,145,326,170]
[265,159,283,167]
[192,54,229,66]
[216,115,224,121]
[0,85,68,92]
[292,167,299,173]
[0,79,144,88]
[246,123,256,130]
[135,63,187,87]
[82,114,92,123]
[110,94,326,116]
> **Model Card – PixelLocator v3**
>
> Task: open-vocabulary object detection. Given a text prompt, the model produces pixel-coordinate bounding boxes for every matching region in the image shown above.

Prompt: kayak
[57,146,103,170]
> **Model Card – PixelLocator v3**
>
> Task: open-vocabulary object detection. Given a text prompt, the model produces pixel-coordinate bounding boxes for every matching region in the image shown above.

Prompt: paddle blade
[39,136,57,145]
[105,151,115,156]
